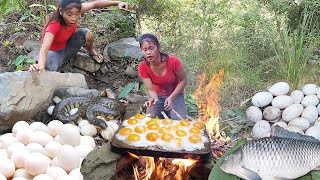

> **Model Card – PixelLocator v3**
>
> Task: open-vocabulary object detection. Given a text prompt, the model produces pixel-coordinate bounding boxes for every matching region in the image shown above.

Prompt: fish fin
[259,174,290,180]
[238,166,261,180]
[271,125,320,144]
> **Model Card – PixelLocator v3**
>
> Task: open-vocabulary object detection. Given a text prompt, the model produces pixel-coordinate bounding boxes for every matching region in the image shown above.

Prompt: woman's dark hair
[139,33,169,63]
[44,0,82,28]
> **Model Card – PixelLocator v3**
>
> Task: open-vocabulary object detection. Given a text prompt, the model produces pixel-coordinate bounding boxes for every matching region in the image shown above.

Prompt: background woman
[29,0,128,72]
[138,33,188,120]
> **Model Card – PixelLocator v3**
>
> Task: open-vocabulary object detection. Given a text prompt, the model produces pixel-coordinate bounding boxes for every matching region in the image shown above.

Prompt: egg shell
[245,106,263,123]
[24,153,50,176]
[50,157,59,167]
[11,150,29,169]
[282,104,304,122]
[314,117,320,127]
[16,129,32,145]
[45,141,62,159]
[251,92,273,107]
[57,145,81,172]
[300,95,319,107]
[301,106,318,124]
[30,122,48,133]
[47,106,55,116]
[56,175,78,180]
[271,95,293,109]
[290,90,304,104]
[0,157,15,178]
[59,124,81,147]
[80,136,96,149]
[106,121,119,131]
[302,84,318,95]
[25,143,47,156]
[29,131,53,146]
[77,120,89,128]
[263,106,281,121]
[288,117,310,131]
[80,124,97,137]
[12,121,30,136]
[45,166,67,179]
[100,126,115,140]
[33,174,54,180]
[7,141,25,157]
[47,120,63,137]
[13,168,33,180]
[0,173,6,180]
[0,133,18,150]
[0,149,7,158]
[268,82,290,96]
[68,168,83,180]
[252,120,271,138]
[271,121,288,129]
[305,126,320,140]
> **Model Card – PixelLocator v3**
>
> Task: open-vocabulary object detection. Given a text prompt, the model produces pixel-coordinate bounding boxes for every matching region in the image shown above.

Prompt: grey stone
[53,87,100,100]
[0,71,87,134]
[81,143,121,180]
[124,66,138,78]
[124,93,148,104]
[73,52,101,73]
[105,37,143,61]
[23,40,41,52]
[123,103,145,120]
[26,49,40,62]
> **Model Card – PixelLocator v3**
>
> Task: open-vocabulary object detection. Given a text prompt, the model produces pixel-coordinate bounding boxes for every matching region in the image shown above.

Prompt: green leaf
[208,138,247,180]
[14,55,25,66]
[25,58,36,64]
[117,82,137,99]
[15,64,24,71]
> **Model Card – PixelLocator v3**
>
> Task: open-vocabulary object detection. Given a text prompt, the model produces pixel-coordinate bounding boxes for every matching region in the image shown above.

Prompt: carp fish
[220,125,320,180]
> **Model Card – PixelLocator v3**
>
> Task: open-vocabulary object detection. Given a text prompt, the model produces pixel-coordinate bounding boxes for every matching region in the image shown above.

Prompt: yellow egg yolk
[146,118,160,125]
[189,127,201,134]
[146,132,159,142]
[134,126,146,133]
[179,120,191,126]
[147,123,160,130]
[189,135,202,144]
[162,118,173,125]
[175,130,187,137]
[161,133,174,142]
[128,118,138,125]
[134,114,146,119]
[119,128,133,136]
[158,127,168,134]
[166,126,177,132]
[193,121,205,129]
[127,134,141,142]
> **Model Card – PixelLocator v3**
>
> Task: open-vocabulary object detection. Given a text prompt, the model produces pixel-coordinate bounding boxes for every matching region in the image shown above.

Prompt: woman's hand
[29,64,45,73]
[118,2,128,10]
[145,97,158,107]
[164,96,174,111]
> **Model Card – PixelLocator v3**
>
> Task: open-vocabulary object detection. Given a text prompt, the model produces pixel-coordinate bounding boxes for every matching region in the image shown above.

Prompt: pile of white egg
[47,96,120,141]
[246,82,320,139]
[0,120,97,180]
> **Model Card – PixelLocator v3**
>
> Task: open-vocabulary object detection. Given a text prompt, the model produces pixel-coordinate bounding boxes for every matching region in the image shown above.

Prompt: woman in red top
[138,33,188,120]
[29,0,128,72]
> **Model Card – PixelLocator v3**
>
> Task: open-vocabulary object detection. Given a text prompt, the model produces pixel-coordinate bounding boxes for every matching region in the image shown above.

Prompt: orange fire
[131,154,197,180]
[193,69,225,140]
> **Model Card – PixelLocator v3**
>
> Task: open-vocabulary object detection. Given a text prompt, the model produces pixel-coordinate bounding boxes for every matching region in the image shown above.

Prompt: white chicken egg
[33,174,54,180]
[80,124,97,137]
[45,166,67,179]
[7,141,25,157]
[12,121,30,136]
[80,136,96,149]
[30,122,48,133]
[13,168,33,180]
[11,149,29,169]
[0,156,15,178]
[45,141,62,159]
[69,168,83,180]
[47,120,63,137]
[75,145,93,158]
[0,173,6,180]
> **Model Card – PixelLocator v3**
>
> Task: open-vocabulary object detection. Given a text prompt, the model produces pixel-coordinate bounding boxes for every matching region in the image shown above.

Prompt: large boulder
[0,71,87,133]
[104,37,143,61]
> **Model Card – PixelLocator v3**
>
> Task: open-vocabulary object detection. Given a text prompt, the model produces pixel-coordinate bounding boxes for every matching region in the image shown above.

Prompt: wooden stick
[161,111,169,119]
[171,109,183,120]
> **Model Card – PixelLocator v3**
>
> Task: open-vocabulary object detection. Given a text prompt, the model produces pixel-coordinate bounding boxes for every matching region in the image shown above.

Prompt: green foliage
[0,0,27,20]
[267,8,319,89]
[208,138,247,180]
[118,82,138,99]
[29,1,56,25]
[184,94,198,116]
[9,55,36,71]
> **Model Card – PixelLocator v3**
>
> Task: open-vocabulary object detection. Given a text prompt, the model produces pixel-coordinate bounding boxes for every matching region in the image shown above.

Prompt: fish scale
[221,137,320,180]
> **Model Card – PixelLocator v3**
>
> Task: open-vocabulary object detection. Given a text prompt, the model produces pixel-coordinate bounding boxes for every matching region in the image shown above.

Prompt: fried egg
[115,127,133,141]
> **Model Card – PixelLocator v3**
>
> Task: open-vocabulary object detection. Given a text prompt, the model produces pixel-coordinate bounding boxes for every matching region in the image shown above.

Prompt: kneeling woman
[29,0,128,72]
[138,33,188,120]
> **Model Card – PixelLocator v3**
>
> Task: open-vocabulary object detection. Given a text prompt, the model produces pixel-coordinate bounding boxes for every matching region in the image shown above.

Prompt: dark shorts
[45,28,90,71]
[146,94,188,120]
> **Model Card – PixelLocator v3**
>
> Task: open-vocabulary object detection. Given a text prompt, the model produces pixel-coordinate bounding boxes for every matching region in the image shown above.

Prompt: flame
[193,69,224,140]
[131,153,197,180]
